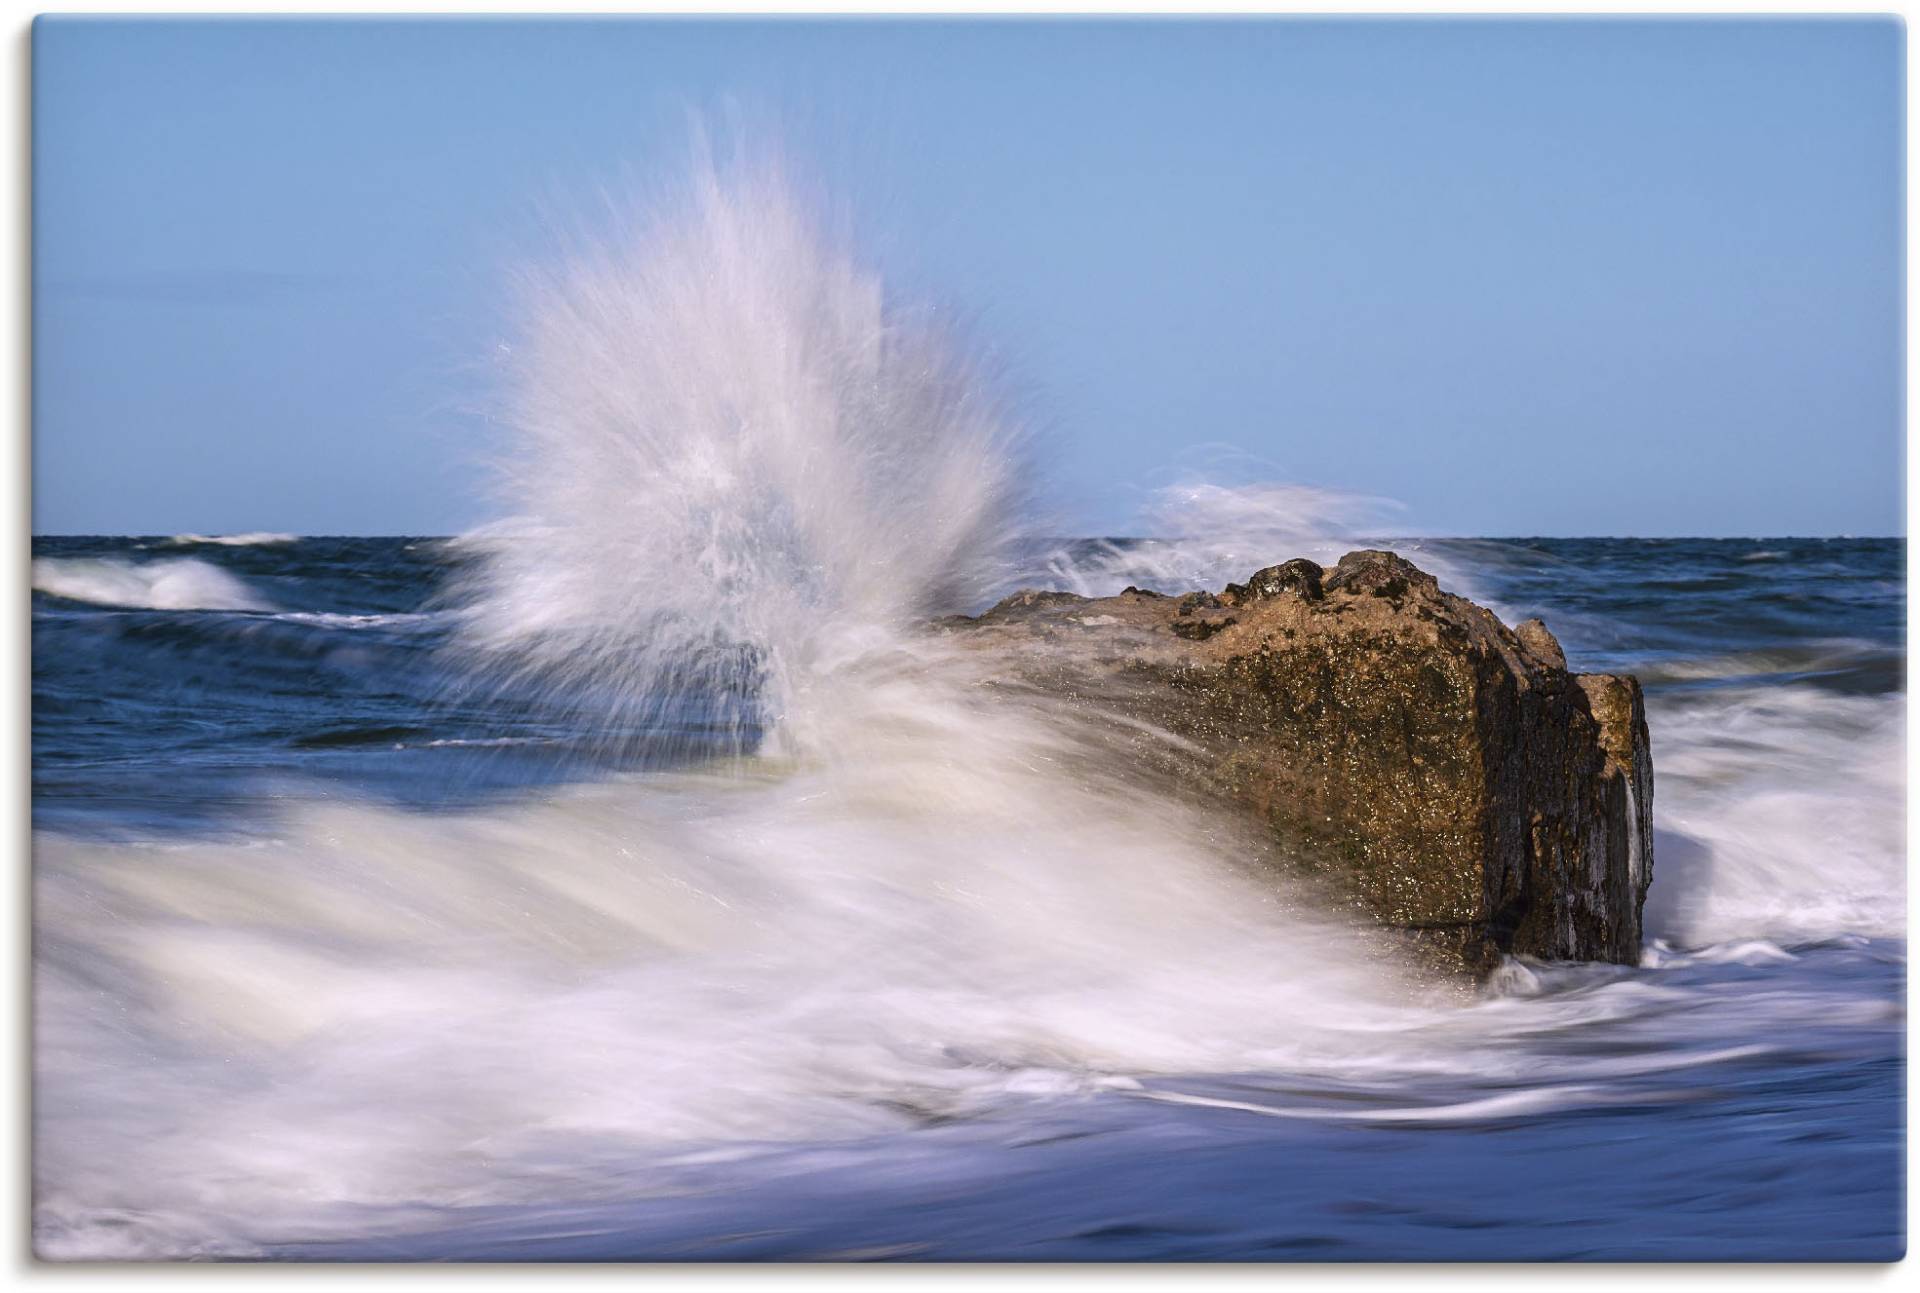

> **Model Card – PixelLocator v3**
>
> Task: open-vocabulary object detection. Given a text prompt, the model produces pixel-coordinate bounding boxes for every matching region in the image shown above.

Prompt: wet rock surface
[941,550,1654,977]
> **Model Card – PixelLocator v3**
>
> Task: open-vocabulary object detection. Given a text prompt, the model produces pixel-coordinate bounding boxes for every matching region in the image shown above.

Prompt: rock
[1514,618,1567,670]
[1223,559,1326,605]
[942,549,1653,977]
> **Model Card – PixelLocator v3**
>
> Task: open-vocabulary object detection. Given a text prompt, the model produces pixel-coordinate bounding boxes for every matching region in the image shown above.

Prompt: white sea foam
[32,648,1444,1253]
[1641,683,1905,947]
[165,531,301,547]
[46,635,1881,1256]
[271,610,436,630]
[1633,640,1891,685]
[31,555,271,612]
[1029,479,1493,612]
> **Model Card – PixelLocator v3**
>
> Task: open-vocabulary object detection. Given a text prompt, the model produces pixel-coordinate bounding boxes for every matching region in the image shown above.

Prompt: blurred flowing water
[32,532,1904,1261]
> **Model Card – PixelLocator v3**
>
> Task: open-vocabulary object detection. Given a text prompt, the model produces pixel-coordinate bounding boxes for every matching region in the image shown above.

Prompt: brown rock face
[941,549,1654,977]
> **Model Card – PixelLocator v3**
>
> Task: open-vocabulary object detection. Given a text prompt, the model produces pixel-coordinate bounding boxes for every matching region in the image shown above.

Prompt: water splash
[1032,480,1489,606]
[1642,683,1905,946]
[449,151,1031,757]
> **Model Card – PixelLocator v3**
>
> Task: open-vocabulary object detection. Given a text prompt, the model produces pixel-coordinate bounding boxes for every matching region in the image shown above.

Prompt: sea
[30,530,1905,1261]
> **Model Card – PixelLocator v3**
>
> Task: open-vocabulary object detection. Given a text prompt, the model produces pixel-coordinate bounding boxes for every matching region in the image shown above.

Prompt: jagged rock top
[950,549,1569,685]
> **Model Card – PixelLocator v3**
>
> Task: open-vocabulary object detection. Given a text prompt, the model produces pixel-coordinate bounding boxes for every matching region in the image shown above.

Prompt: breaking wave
[164,532,301,547]
[31,555,272,612]
[1033,480,1491,613]
[1642,681,1904,947]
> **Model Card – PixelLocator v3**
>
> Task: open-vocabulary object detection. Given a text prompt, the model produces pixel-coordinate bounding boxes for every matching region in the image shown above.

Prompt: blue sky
[33,17,1903,536]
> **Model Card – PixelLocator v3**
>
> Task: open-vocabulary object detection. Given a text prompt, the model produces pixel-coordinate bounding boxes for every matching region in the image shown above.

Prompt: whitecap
[166,532,300,547]
[32,556,272,612]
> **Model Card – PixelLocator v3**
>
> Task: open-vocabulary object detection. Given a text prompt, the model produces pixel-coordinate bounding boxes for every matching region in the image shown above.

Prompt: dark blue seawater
[31,536,756,838]
[32,534,1905,1261]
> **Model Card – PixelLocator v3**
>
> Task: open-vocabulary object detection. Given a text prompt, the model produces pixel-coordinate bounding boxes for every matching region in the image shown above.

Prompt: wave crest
[32,556,271,612]
[164,532,300,548]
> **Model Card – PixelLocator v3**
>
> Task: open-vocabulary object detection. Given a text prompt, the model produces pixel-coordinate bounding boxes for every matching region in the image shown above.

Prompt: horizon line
[28,532,1910,543]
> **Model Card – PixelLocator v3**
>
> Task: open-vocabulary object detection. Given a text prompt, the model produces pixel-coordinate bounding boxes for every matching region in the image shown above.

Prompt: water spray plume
[452,153,1032,757]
